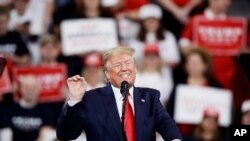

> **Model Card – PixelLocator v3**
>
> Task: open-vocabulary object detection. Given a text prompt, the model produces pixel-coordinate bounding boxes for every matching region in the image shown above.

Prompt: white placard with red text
[193,16,247,56]
[12,64,67,102]
[174,84,232,127]
[61,18,118,56]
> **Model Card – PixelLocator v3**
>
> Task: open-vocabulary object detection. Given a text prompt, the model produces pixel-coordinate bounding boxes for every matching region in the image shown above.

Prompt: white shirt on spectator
[128,30,180,66]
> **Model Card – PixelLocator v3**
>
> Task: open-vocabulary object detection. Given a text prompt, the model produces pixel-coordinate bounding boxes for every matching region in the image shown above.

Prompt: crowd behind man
[1,0,250,141]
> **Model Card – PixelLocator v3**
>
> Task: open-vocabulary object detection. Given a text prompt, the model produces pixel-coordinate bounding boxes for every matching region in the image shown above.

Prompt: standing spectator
[39,34,61,66]
[135,44,173,105]
[76,52,106,141]
[0,75,56,141]
[178,0,249,121]
[8,0,53,36]
[167,48,222,138]
[158,0,204,38]
[38,34,67,129]
[0,8,30,66]
[185,108,227,141]
[52,0,115,77]
[179,0,231,50]
[129,4,180,69]
[82,51,105,91]
[179,0,234,89]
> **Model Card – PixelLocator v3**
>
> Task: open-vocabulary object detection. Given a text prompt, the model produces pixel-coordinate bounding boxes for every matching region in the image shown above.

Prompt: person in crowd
[185,108,227,141]
[52,0,115,77]
[52,0,113,38]
[37,34,68,130]
[57,46,182,141]
[8,0,53,36]
[8,0,54,64]
[74,52,106,141]
[179,0,233,89]
[158,0,204,38]
[167,48,222,138]
[39,34,61,66]
[82,51,105,91]
[0,8,30,66]
[0,75,56,141]
[178,0,250,124]
[179,0,232,51]
[241,99,250,125]
[135,44,173,105]
[129,3,180,70]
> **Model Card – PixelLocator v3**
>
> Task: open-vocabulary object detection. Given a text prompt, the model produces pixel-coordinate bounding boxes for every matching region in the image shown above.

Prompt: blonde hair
[103,46,135,70]
[39,34,58,46]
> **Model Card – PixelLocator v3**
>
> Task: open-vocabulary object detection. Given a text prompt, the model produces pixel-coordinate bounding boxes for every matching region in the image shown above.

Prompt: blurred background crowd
[1,0,250,141]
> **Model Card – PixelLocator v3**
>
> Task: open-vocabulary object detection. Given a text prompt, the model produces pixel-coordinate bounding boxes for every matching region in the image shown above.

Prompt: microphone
[120,80,129,95]
[120,80,129,141]
[0,57,7,78]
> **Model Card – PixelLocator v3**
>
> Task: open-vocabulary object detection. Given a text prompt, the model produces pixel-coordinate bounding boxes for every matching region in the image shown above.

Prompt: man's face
[210,0,231,13]
[40,42,60,63]
[105,53,136,88]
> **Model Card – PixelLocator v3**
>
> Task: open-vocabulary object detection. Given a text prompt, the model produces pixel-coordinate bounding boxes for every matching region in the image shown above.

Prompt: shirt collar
[111,84,134,101]
[204,8,227,20]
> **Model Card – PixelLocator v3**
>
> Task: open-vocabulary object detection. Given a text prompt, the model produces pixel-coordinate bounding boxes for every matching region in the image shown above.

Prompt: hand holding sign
[67,75,87,101]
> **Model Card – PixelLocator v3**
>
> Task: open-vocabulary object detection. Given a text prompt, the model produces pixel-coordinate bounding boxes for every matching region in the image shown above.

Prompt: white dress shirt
[111,85,135,120]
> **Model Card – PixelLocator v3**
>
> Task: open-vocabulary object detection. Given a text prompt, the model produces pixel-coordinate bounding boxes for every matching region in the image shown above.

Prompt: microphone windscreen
[120,81,129,94]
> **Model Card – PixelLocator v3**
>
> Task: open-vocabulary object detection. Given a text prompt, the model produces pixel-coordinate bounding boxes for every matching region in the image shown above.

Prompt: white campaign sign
[61,18,118,56]
[174,84,232,127]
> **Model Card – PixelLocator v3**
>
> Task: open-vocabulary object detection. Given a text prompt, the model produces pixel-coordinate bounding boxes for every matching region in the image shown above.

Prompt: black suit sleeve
[154,91,183,141]
[56,100,86,140]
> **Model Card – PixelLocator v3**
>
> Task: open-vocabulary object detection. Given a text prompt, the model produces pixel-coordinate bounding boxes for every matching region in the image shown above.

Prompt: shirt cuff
[172,139,181,141]
[68,99,81,107]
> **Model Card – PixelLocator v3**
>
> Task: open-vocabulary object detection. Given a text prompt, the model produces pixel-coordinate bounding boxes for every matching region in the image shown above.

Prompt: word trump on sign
[193,16,247,56]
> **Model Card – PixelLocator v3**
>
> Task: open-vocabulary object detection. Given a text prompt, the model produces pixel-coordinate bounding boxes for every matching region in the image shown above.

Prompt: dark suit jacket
[56,84,182,141]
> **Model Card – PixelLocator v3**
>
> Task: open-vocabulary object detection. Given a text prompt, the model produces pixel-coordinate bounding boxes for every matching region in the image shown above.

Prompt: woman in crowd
[185,108,227,141]
[167,48,222,138]
[129,3,180,70]
[135,44,173,105]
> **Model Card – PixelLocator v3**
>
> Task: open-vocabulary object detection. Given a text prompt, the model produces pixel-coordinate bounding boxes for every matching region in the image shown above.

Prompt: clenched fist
[67,75,87,101]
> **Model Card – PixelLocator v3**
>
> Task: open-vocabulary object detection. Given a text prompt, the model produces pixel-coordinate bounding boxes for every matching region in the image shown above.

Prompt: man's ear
[104,70,110,83]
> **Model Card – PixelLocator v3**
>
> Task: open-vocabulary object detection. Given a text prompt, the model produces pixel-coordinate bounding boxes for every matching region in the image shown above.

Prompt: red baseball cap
[144,44,160,55]
[83,52,103,67]
[203,108,220,121]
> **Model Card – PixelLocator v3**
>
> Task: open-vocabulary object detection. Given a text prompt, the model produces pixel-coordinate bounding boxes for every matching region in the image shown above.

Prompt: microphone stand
[120,81,129,141]
[121,92,127,141]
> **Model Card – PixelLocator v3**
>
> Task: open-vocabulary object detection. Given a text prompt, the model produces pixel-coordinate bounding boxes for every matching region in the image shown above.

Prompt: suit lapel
[102,84,124,141]
[134,87,146,141]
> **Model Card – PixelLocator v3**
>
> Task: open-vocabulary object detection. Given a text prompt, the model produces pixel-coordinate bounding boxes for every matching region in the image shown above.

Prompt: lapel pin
[141,99,145,102]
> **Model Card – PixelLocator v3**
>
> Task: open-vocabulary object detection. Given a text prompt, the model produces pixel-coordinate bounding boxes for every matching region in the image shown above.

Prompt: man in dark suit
[56,47,182,141]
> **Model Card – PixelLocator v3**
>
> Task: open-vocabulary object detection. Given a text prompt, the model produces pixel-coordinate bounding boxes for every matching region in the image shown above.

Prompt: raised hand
[67,75,87,101]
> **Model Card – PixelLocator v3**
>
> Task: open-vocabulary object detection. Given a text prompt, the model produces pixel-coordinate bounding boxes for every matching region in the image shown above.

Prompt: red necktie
[124,94,136,141]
